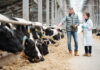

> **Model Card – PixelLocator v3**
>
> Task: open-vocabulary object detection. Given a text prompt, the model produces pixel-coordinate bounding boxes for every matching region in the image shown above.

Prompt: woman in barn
[82,12,93,57]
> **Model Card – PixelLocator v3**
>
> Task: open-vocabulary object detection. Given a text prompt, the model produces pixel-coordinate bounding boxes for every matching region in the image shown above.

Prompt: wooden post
[23,0,29,20]
[38,0,42,23]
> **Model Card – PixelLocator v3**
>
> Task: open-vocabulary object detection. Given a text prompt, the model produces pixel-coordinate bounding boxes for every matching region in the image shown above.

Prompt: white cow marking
[29,32,42,58]
[35,41,42,57]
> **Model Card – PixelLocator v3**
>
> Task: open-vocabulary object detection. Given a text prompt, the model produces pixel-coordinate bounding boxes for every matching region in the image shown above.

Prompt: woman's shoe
[87,53,91,57]
[83,53,88,56]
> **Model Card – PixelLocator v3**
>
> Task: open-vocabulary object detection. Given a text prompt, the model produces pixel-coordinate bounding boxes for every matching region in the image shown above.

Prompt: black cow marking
[0,25,23,53]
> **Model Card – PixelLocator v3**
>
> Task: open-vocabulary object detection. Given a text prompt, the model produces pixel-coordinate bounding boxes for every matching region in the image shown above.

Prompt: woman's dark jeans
[85,46,92,54]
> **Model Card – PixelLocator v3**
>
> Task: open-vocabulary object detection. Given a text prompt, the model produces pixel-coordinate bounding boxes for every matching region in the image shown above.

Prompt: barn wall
[82,0,100,29]
[0,0,69,29]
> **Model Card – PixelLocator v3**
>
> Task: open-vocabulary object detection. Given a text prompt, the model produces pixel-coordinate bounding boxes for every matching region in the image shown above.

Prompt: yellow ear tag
[41,36,43,39]
[41,31,43,34]
[28,29,30,33]
[35,29,38,31]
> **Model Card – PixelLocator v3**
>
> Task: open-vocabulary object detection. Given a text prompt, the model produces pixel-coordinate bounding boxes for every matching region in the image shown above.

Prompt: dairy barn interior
[0,0,100,70]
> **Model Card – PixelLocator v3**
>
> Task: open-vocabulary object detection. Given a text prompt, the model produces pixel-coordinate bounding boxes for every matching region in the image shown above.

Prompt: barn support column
[57,8,61,23]
[23,0,29,20]
[54,0,57,24]
[51,0,55,26]
[98,0,100,29]
[38,0,42,23]
[46,0,49,25]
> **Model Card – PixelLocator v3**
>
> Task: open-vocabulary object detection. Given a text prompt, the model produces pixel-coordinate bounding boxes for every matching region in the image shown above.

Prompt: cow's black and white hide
[30,26,43,40]
[0,25,23,53]
[96,30,100,36]
[43,27,61,41]
[57,29,64,39]
[23,38,44,63]
[13,25,45,63]
[14,25,30,44]
[10,19,45,63]
[0,15,44,63]
[43,38,56,45]
[0,14,50,63]
[36,38,49,56]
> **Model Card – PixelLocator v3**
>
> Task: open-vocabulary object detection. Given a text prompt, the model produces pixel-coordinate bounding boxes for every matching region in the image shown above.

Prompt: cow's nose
[38,56,43,60]
[35,56,45,62]
[40,56,45,61]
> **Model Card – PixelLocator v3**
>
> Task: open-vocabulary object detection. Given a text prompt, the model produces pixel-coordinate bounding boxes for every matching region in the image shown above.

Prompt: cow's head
[43,27,58,37]
[36,38,49,55]
[23,33,44,63]
[96,30,100,36]
[57,29,64,39]
[30,26,43,39]
[0,26,23,53]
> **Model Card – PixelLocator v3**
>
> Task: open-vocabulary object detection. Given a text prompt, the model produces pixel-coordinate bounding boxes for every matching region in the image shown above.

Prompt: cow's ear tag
[35,29,38,31]
[28,29,30,33]
[41,36,43,39]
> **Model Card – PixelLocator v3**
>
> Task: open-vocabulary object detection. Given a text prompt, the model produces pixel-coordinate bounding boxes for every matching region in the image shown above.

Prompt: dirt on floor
[0,36,72,70]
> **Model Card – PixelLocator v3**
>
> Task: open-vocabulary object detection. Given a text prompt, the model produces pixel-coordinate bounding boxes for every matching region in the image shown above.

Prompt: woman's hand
[82,25,88,29]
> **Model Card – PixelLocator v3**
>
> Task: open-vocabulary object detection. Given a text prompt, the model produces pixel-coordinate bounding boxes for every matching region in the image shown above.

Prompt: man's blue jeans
[67,32,78,51]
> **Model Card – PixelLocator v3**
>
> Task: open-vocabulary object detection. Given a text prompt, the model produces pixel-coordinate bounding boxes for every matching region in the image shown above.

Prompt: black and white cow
[0,14,23,53]
[0,14,46,63]
[96,30,100,36]
[57,28,64,39]
[0,14,65,63]
[43,26,64,42]
[0,24,23,53]
[29,26,50,56]
[10,17,46,62]
[36,38,49,55]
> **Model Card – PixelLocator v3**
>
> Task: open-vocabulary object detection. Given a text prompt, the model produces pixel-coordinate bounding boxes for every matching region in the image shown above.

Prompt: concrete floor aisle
[68,33,100,70]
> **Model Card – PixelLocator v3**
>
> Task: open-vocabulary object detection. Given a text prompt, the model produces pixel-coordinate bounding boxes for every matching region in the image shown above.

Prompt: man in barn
[57,7,80,56]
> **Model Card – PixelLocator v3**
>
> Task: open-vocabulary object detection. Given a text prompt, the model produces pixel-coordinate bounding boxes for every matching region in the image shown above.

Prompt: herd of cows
[0,14,65,63]
[96,30,100,36]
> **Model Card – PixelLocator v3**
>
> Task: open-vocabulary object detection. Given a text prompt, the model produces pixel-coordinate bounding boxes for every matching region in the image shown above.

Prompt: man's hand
[72,25,78,29]
[56,26,60,30]
[57,22,63,29]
